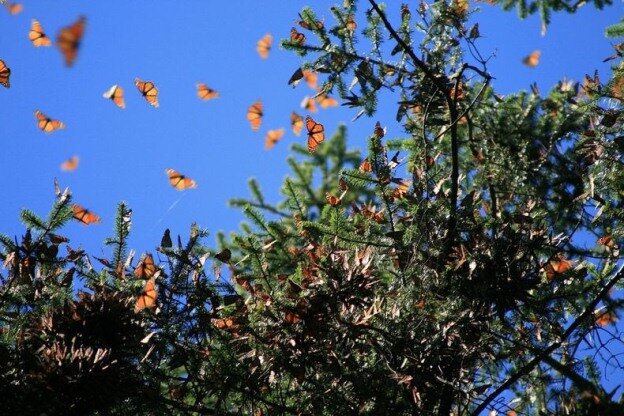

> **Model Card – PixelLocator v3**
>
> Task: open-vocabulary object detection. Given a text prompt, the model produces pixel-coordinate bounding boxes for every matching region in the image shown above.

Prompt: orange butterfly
[166,168,197,190]
[374,121,385,139]
[5,2,23,15]
[56,16,86,66]
[522,50,541,68]
[60,155,79,172]
[256,33,272,59]
[265,128,285,150]
[290,27,305,45]
[34,110,65,133]
[197,83,219,100]
[29,19,51,47]
[135,78,159,107]
[0,59,10,88]
[291,111,303,136]
[134,278,157,312]
[315,92,338,109]
[298,15,324,31]
[303,70,318,89]
[305,115,325,153]
[247,100,263,131]
[300,96,317,113]
[72,204,101,225]
[103,85,125,109]
[134,253,157,279]
[359,159,372,172]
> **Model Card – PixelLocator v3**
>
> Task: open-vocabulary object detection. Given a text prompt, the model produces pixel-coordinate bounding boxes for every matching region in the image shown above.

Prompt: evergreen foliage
[1,1,623,415]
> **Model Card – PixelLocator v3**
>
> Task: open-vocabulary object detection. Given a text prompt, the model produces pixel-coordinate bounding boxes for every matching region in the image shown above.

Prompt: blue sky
[0,0,617,257]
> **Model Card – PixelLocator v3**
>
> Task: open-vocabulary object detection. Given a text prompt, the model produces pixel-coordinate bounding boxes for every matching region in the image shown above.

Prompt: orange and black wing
[103,85,125,109]
[34,110,65,133]
[166,168,197,190]
[134,278,158,312]
[0,59,10,88]
[316,92,338,109]
[134,253,157,279]
[290,27,305,45]
[197,83,219,100]
[305,115,325,153]
[265,128,285,150]
[246,100,263,131]
[256,33,272,59]
[135,78,159,107]
[6,2,23,15]
[72,204,101,225]
[60,155,79,171]
[291,111,303,136]
[522,50,541,68]
[56,16,86,66]
[300,96,317,113]
[29,19,51,47]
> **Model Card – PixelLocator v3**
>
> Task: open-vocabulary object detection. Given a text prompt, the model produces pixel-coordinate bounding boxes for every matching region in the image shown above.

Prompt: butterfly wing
[290,27,305,45]
[305,115,325,153]
[522,50,541,67]
[0,60,10,88]
[135,78,159,107]
[6,3,23,15]
[256,34,272,59]
[165,168,197,190]
[29,19,51,47]
[134,253,157,279]
[103,85,125,109]
[316,92,338,109]
[35,110,65,133]
[246,100,263,131]
[264,128,285,150]
[134,279,158,312]
[56,16,86,66]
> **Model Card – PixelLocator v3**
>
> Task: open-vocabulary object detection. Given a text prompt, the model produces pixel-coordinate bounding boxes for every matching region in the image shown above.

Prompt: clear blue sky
[0,1,617,258]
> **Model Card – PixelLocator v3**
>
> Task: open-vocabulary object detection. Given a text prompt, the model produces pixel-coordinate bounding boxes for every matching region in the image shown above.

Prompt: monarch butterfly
[134,278,157,312]
[346,14,357,32]
[315,92,338,109]
[214,248,232,262]
[374,121,385,139]
[72,204,101,225]
[135,78,159,107]
[246,100,263,131]
[288,67,304,87]
[543,255,573,281]
[0,59,10,88]
[305,115,324,153]
[325,192,341,207]
[5,2,22,15]
[29,19,51,47]
[56,16,86,66]
[60,155,79,172]
[34,110,65,133]
[264,128,285,150]
[298,15,324,31]
[160,228,172,249]
[196,83,219,100]
[303,70,318,89]
[359,159,372,173]
[134,253,157,279]
[212,317,235,330]
[300,96,317,113]
[102,84,125,109]
[165,168,197,190]
[290,27,305,45]
[291,111,303,136]
[522,50,541,68]
[256,33,272,59]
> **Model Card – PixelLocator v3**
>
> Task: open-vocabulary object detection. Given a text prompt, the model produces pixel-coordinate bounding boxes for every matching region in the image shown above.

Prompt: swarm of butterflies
[0,7,340,312]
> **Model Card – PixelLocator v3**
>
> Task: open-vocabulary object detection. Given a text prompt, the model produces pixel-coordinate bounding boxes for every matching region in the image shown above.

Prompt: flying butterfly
[265,128,285,150]
[134,253,157,279]
[0,59,10,88]
[300,96,317,113]
[303,70,318,89]
[522,50,541,68]
[103,84,125,109]
[256,33,272,59]
[134,278,157,312]
[315,91,338,109]
[34,110,65,133]
[29,19,51,47]
[197,83,219,101]
[72,204,101,225]
[56,16,86,66]
[5,2,22,15]
[60,155,79,172]
[165,168,197,190]
[305,115,325,153]
[246,100,263,131]
[290,27,305,45]
[135,78,159,107]
[291,111,304,136]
